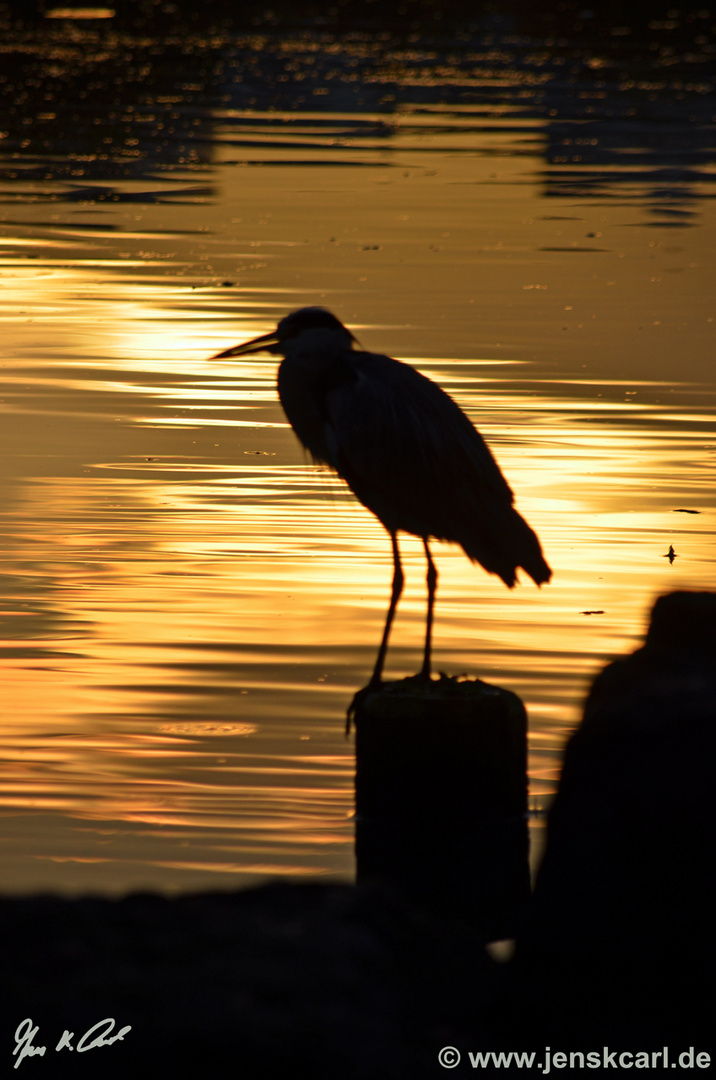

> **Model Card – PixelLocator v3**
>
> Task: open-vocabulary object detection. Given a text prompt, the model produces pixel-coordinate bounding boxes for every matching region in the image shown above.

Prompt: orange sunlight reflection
[1,134,714,893]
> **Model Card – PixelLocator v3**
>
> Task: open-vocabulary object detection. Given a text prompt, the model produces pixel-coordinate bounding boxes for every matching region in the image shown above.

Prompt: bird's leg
[346,531,403,734]
[371,530,404,686]
[420,537,437,680]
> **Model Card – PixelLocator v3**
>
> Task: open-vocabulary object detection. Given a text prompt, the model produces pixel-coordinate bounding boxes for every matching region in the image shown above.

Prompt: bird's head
[212,307,356,359]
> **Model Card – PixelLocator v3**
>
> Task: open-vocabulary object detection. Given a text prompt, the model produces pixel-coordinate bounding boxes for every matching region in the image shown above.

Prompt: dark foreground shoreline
[2,875,713,1078]
[3,880,497,1079]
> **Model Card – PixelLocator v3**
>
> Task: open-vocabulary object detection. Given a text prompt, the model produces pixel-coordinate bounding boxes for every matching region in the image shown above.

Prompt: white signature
[13,1017,131,1069]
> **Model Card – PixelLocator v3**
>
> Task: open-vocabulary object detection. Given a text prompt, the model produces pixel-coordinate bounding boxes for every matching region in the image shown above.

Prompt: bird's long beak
[211,330,279,359]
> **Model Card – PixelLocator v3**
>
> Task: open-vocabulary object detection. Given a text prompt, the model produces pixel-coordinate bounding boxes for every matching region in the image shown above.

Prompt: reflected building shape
[2,13,714,210]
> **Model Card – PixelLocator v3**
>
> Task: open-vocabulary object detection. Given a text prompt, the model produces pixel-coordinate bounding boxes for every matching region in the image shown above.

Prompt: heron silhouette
[213,307,551,717]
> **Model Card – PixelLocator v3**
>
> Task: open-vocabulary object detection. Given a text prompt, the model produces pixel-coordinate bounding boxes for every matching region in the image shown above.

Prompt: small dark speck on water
[580,610,605,615]
[672,508,700,514]
[664,545,677,564]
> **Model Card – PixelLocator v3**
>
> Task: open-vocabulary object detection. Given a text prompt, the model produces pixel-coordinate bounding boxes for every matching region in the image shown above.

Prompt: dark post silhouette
[514,590,716,1047]
[354,675,530,941]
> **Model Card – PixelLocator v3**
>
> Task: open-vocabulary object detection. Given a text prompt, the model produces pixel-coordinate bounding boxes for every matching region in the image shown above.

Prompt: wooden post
[354,675,530,940]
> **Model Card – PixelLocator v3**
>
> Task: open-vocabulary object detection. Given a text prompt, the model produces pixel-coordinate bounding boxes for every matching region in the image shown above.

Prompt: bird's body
[213,307,551,700]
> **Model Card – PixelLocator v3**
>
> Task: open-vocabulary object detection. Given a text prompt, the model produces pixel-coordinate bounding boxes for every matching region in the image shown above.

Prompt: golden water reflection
[2,348,713,892]
[0,129,714,894]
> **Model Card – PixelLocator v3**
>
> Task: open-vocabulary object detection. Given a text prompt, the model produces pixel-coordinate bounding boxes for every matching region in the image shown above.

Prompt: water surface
[0,18,714,893]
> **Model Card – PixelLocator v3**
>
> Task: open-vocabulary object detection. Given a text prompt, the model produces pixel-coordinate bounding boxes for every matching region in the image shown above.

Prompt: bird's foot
[345,680,382,736]
[397,667,435,691]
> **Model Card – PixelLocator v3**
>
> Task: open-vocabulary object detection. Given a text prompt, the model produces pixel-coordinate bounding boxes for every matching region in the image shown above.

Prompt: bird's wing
[322,351,515,538]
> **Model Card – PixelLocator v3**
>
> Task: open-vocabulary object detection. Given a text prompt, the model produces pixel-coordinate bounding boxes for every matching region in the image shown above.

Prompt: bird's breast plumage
[277,349,358,468]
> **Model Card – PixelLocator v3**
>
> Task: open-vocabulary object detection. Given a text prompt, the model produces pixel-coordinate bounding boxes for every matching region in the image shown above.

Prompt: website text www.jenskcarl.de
[437,1046,711,1072]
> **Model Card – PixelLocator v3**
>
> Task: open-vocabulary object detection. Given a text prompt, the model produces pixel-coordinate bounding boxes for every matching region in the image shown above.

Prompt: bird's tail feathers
[461,506,551,588]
